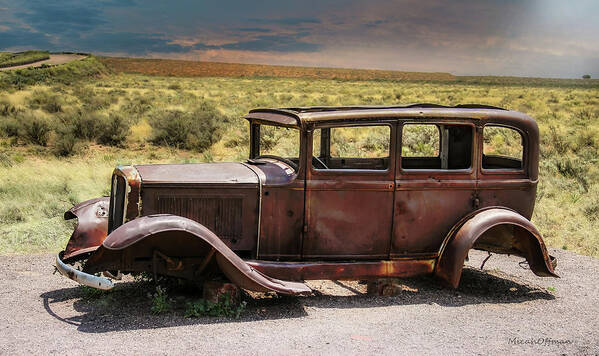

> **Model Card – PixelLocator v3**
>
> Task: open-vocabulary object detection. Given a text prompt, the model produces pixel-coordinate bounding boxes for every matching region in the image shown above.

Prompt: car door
[303,122,396,260]
[392,120,477,257]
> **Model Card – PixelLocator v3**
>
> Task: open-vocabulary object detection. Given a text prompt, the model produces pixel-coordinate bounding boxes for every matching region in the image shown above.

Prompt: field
[0,56,598,258]
[100,57,457,81]
[0,51,50,68]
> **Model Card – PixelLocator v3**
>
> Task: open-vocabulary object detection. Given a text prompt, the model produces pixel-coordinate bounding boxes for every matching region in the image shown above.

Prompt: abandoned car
[56,104,558,294]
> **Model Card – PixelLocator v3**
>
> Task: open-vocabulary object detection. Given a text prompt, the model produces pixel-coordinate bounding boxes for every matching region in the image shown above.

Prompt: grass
[0,51,50,68]
[0,66,598,258]
[0,56,108,89]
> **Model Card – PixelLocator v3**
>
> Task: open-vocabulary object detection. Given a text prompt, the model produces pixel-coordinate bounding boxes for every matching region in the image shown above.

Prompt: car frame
[56,104,558,294]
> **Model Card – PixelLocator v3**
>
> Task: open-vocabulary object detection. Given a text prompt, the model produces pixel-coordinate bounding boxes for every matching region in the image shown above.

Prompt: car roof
[243,104,532,128]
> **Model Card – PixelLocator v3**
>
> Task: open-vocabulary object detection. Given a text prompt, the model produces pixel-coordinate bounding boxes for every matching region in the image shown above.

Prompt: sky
[0,0,598,78]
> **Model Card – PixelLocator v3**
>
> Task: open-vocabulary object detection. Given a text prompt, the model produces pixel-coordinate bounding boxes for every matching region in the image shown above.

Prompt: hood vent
[156,195,243,240]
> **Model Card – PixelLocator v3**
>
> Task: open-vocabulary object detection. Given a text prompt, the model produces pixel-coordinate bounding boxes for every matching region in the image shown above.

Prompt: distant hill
[99,57,457,82]
[99,56,599,88]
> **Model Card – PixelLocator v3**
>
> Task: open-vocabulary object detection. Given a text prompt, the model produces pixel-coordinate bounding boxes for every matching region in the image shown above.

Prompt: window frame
[309,121,395,175]
[398,120,475,175]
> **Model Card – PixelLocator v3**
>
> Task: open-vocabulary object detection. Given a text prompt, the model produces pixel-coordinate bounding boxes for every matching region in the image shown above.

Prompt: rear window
[482,126,523,170]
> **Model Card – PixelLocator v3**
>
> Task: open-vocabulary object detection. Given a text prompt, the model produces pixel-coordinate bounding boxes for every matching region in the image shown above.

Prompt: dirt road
[0,249,597,355]
[0,54,87,71]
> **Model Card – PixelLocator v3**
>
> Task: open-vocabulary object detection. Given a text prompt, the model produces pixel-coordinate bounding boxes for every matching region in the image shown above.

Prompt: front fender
[63,197,109,260]
[87,214,311,295]
[435,208,558,288]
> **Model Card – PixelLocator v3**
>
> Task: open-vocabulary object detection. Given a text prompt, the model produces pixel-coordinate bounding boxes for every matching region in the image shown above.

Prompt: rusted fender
[435,208,558,289]
[102,214,312,295]
[63,197,109,260]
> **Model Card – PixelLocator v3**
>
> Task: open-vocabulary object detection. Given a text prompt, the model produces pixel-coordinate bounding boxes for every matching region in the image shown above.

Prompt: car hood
[134,162,260,185]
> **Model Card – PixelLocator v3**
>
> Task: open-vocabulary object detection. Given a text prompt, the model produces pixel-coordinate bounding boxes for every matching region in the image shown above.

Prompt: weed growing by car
[79,285,110,300]
[0,70,598,257]
[151,285,171,314]
[184,293,247,319]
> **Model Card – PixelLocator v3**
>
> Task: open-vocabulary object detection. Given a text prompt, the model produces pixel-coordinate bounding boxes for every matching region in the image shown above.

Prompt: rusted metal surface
[203,281,241,305]
[90,215,312,295]
[247,259,435,281]
[63,197,109,260]
[58,105,557,293]
[135,163,259,185]
[108,165,142,234]
[435,208,558,288]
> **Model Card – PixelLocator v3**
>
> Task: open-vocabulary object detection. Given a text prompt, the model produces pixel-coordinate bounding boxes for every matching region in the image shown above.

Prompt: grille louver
[156,195,243,239]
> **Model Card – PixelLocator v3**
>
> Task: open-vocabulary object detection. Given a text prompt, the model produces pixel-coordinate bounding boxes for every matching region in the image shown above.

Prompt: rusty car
[56,104,558,294]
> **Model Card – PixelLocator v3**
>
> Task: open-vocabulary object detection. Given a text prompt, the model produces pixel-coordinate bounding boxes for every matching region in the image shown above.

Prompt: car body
[56,104,558,294]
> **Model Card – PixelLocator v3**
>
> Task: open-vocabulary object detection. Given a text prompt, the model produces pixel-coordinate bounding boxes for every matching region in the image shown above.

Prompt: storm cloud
[0,0,597,77]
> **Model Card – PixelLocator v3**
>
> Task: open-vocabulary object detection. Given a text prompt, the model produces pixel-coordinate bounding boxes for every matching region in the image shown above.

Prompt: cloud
[16,2,107,34]
[191,33,321,53]
[1,0,598,77]
[235,27,273,33]
[248,17,321,25]
[220,35,321,52]
[74,33,190,54]
[0,28,55,50]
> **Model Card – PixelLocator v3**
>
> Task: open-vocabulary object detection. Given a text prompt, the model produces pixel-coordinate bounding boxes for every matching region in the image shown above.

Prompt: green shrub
[20,113,52,146]
[73,85,117,110]
[0,115,20,137]
[184,294,246,319]
[27,89,63,113]
[121,95,153,117]
[97,113,130,147]
[0,99,19,116]
[59,109,103,140]
[149,102,224,152]
[54,125,79,157]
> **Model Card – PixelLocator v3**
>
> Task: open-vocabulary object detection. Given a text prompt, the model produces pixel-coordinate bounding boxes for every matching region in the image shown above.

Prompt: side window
[401,123,472,170]
[401,124,440,158]
[313,125,390,170]
[482,126,523,170]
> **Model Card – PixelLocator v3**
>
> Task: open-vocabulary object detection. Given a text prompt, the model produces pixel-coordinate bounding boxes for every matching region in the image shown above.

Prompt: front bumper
[55,252,114,290]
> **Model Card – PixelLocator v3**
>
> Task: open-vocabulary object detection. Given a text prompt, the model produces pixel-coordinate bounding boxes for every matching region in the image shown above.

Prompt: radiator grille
[107,174,126,234]
[156,196,243,239]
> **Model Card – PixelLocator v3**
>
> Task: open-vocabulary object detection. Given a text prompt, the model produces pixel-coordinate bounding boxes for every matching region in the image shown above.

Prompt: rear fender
[86,214,311,295]
[63,197,109,260]
[435,208,558,288]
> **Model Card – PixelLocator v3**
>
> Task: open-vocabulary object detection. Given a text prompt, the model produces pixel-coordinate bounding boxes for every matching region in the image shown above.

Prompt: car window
[401,123,472,170]
[482,126,523,170]
[401,124,440,158]
[313,125,390,170]
[259,125,300,160]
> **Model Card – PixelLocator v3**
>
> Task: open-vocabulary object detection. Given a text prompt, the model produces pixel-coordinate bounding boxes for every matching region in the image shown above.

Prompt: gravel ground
[0,249,597,355]
[0,54,87,71]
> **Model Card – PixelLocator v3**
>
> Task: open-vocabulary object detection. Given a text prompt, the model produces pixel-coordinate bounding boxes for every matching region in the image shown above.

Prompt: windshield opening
[254,124,300,169]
